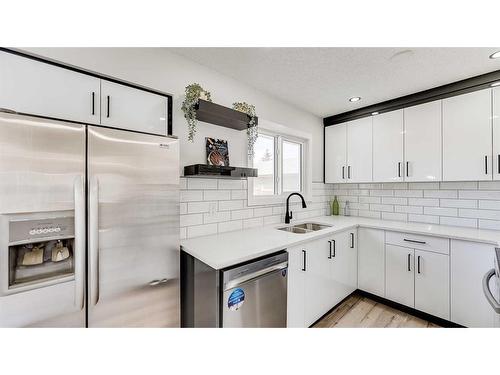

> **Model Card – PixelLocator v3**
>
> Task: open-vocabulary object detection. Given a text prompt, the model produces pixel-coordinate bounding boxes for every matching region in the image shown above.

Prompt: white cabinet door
[385,244,414,308]
[286,245,306,328]
[404,101,442,182]
[373,110,404,182]
[414,250,449,320]
[346,117,373,183]
[304,239,331,327]
[0,51,100,124]
[493,87,500,180]
[325,123,347,183]
[443,89,492,181]
[358,228,385,297]
[451,240,496,327]
[101,80,168,135]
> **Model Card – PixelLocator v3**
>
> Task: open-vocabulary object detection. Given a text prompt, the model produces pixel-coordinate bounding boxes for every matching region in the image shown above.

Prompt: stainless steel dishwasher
[221,251,288,328]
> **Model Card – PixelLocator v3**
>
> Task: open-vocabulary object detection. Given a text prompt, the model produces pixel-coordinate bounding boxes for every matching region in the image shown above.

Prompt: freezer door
[0,112,86,327]
[87,126,179,327]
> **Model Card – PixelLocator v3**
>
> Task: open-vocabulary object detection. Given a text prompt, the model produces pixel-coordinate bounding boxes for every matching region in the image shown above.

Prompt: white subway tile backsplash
[187,223,218,238]
[359,196,381,204]
[180,203,187,215]
[440,181,477,190]
[254,207,274,217]
[231,209,254,220]
[381,197,408,205]
[424,190,458,199]
[180,213,203,227]
[243,217,264,229]
[394,190,423,198]
[395,205,423,214]
[408,214,439,224]
[439,217,477,228]
[370,204,394,212]
[459,190,500,200]
[218,179,245,190]
[204,190,231,201]
[218,200,244,211]
[381,212,407,222]
[440,199,477,209]
[478,200,500,210]
[479,219,500,230]
[187,201,211,214]
[459,208,500,220]
[408,182,440,190]
[203,211,231,224]
[180,178,187,190]
[424,207,458,217]
[218,220,243,233]
[478,181,500,190]
[358,210,381,219]
[370,189,394,197]
[187,178,218,190]
[408,198,440,207]
[180,190,203,202]
[231,190,247,200]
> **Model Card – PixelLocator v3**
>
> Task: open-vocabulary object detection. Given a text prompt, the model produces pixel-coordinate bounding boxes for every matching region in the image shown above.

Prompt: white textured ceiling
[171,47,500,118]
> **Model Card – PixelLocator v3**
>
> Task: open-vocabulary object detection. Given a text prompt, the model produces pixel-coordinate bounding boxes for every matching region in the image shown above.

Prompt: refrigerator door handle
[74,175,85,310]
[90,176,100,306]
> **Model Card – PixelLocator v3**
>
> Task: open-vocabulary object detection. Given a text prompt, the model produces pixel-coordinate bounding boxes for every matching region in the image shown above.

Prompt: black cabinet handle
[485,155,488,175]
[302,250,306,271]
[107,95,110,118]
[91,92,95,115]
[398,162,401,177]
[407,253,411,272]
[348,166,351,179]
[417,255,421,274]
[404,238,426,245]
[332,239,336,257]
[406,161,409,177]
[350,232,354,248]
[328,241,332,259]
[342,166,345,179]
[498,155,499,174]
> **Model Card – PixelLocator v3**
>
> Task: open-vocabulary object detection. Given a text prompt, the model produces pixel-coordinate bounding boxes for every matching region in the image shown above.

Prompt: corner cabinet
[0,51,101,125]
[443,89,492,181]
[357,228,385,297]
[325,118,372,183]
[286,229,358,328]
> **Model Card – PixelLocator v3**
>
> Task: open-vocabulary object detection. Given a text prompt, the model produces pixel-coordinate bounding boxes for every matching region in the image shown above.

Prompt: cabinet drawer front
[386,231,449,255]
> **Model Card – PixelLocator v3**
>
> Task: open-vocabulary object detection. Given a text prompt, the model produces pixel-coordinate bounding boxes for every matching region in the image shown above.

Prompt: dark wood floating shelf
[195,99,258,131]
[184,164,258,179]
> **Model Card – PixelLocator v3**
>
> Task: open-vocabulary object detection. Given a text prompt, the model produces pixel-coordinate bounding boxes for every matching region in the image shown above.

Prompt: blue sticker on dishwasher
[228,288,245,311]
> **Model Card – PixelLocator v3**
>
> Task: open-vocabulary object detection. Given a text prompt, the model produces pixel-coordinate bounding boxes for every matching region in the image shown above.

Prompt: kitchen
[2,1,500,372]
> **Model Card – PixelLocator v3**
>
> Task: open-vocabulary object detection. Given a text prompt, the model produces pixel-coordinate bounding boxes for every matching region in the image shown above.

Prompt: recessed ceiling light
[371,112,379,115]
[349,96,361,102]
[489,51,500,59]
[491,81,500,87]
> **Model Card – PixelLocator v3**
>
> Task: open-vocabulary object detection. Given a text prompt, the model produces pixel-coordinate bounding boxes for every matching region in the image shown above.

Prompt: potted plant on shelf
[181,83,212,142]
[232,101,258,158]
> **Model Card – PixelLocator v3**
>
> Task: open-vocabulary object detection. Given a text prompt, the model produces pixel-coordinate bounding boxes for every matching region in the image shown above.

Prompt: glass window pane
[253,134,275,196]
[282,140,301,192]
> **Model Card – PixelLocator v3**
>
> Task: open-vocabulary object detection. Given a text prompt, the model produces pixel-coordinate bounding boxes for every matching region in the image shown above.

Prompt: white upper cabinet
[100,80,168,135]
[493,87,500,180]
[373,110,404,182]
[325,123,347,183]
[443,89,492,181]
[0,51,101,125]
[346,117,373,182]
[404,101,442,182]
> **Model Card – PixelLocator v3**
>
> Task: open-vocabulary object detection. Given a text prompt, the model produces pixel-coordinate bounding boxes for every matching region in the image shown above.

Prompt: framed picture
[206,138,229,166]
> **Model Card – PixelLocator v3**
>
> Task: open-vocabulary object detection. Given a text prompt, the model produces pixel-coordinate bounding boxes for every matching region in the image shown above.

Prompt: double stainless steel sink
[277,222,331,234]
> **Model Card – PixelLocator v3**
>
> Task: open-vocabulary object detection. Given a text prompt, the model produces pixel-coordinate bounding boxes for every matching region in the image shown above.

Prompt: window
[252,132,303,197]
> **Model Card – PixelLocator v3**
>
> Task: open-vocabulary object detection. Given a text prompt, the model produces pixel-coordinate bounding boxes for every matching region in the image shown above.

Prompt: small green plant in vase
[232,101,258,158]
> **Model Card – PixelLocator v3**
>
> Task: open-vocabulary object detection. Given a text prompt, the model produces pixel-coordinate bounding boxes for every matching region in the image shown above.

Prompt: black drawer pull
[328,241,332,259]
[404,239,426,245]
[302,250,306,271]
[407,253,411,272]
[332,240,336,257]
[417,255,421,274]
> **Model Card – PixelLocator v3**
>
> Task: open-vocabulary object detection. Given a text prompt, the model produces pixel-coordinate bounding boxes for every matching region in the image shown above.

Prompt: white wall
[22,48,324,181]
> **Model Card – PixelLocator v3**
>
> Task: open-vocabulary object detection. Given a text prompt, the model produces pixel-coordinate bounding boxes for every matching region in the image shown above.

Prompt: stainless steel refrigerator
[0,111,180,327]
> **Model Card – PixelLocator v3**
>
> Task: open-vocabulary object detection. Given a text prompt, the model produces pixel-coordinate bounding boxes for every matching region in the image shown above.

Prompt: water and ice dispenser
[5,214,75,292]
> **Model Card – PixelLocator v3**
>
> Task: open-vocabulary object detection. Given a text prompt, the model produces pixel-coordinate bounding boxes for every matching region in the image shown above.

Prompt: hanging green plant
[232,101,258,158]
[181,83,212,142]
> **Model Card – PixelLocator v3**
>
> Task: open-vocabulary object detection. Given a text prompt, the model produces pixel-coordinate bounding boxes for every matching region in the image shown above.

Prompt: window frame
[247,119,312,207]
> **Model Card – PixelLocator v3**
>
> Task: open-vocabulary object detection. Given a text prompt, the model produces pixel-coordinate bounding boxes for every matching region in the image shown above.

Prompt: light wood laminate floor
[313,293,441,328]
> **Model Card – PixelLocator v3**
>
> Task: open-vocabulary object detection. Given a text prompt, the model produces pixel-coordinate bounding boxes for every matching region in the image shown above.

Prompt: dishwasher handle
[224,261,288,290]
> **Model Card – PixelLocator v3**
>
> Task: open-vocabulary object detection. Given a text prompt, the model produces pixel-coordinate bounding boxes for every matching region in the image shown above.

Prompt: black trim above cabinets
[0,47,174,136]
[323,69,500,126]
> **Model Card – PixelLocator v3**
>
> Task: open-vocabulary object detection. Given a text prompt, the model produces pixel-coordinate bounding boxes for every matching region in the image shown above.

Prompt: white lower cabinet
[414,249,450,320]
[451,240,496,327]
[286,245,306,328]
[386,243,450,320]
[357,228,385,297]
[385,244,415,308]
[286,229,357,328]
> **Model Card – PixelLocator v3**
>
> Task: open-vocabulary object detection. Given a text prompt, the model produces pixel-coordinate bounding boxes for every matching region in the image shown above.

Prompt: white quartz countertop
[180,215,500,269]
